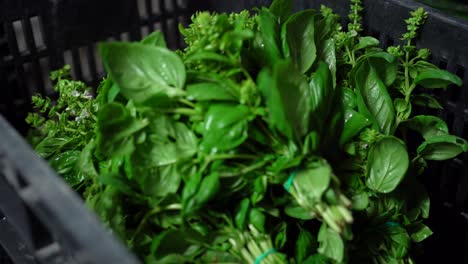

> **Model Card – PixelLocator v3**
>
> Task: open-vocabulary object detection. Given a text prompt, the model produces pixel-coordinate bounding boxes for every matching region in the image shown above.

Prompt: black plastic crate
[0,0,467,263]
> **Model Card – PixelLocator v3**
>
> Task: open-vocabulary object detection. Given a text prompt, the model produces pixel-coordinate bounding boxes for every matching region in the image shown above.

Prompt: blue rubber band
[283,169,299,192]
[254,248,277,264]
[384,221,400,227]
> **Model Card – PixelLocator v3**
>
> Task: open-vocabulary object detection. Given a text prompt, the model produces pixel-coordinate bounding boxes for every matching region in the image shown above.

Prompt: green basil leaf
[269,0,293,23]
[352,192,369,211]
[141,30,167,47]
[200,103,249,153]
[281,10,317,73]
[96,103,148,157]
[354,61,395,134]
[403,115,449,140]
[258,8,282,66]
[414,68,462,88]
[394,98,412,121]
[317,38,337,87]
[274,223,288,249]
[99,42,186,104]
[417,135,467,160]
[50,150,83,186]
[384,225,410,258]
[354,36,380,51]
[366,137,409,193]
[318,224,344,263]
[288,160,332,209]
[76,139,98,180]
[144,120,198,166]
[248,208,266,233]
[339,109,371,145]
[296,228,317,263]
[303,254,329,264]
[184,51,233,65]
[193,172,220,208]
[359,51,397,87]
[258,60,311,141]
[343,88,356,109]
[411,94,443,109]
[284,204,314,220]
[410,223,433,242]
[186,82,237,101]
[235,198,250,230]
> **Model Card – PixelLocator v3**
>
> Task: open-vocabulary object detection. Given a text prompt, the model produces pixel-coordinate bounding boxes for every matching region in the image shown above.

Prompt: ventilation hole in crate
[39,57,53,94]
[24,204,54,249]
[22,62,35,96]
[177,0,187,9]
[455,64,465,81]
[30,16,45,50]
[15,171,29,188]
[151,0,162,14]
[444,110,455,130]
[140,26,150,39]
[153,22,162,33]
[120,32,130,42]
[438,58,448,69]
[78,46,91,82]
[369,29,380,40]
[444,163,463,205]
[386,38,395,47]
[165,0,175,11]
[166,19,177,49]
[12,20,27,54]
[93,43,104,77]
[0,41,8,60]
[63,50,76,77]
[137,0,148,19]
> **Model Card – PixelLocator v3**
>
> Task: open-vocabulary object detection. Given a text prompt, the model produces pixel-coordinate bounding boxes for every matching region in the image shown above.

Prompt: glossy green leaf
[269,0,293,23]
[317,38,337,87]
[394,98,412,122]
[248,208,266,233]
[318,224,344,262]
[414,68,462,88]
[385,225,410,258]
[99,42,186,104]
[194,172,220,207]
[411,94,443,109]
[366,137,409,193]
[354,61,395,134]
[141,31,167,47]
[352,192,369,211]
[354,36,380,51]
[410,223,433,242]
[284,204,314,220]
[50,150,83,186]
[340,109,371,145]
[343,88,356,109]
[288,160,332,209]
[364,52,398,87]
[417,135,468,160]
[303,254,329,264]
[257,8,282,66]
[258,60,311,141]
[144,116,198,166]
[96,103,148,157]
[281,10,316,73]
[403,115,449,140]
[200,103,250,153]
[186,82,237,101]
[235,198,250,230]
[296,228,317,263]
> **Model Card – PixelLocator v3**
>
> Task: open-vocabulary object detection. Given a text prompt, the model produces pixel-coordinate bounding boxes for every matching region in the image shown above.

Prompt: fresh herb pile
[26,0,467,263]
